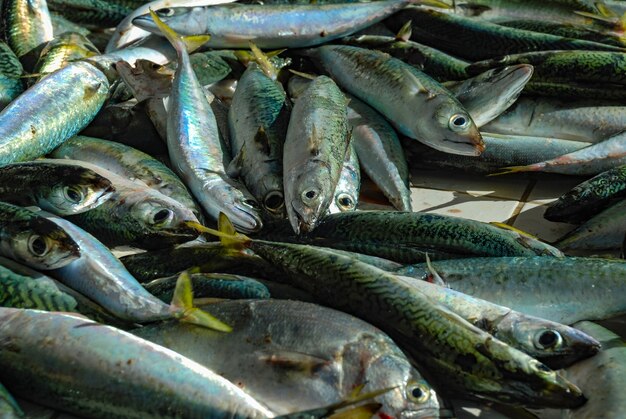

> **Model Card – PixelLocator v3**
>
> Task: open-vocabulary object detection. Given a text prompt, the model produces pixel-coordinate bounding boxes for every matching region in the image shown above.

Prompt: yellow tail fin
[186,213,250,250]
[149,8,211,53]
[487,165,531,176]
[170,270,232,332]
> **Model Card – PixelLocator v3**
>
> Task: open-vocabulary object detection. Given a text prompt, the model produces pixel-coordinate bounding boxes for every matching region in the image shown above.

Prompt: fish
[260,211,563,263]
[0,42,24,110]
[151,9,264,233]
[483,96,626,143]
[50,135,202,220]
[396,256,626,325]
[132,299,440,418]
[0,308,273,417]
[2,0,54,61]
[394,272,601,369]
[444,64,534,127]
[283,75,349,234]
[144,272,271,301]
[132,0,424,49]
[328,144,360,214]
[468,50,626,86]
[0,160,114,215]
[192,216,585,408]
[33,31,100,82]
[0,201,80,270]
[544,164,626,223]
[405,132,591,174]
[308,44,484,156]
[385,7,624,62]
[555,198,626,251]
[49,159,199,249]
[228,55,290,219]
[46,0,132,27]
[340,33,470,81]
[494,130,626,176]
[559,321,626,419]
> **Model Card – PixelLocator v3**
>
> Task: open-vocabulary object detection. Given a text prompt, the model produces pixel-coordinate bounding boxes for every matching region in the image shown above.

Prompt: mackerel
[328,144,360,214]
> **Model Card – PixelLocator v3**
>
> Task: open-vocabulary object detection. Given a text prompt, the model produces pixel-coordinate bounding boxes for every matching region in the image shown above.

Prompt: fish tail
[148,9,210,54]
[170,270,233,332]
[185,213,251,250]
[249,42,280,80]
[487,165,534,176]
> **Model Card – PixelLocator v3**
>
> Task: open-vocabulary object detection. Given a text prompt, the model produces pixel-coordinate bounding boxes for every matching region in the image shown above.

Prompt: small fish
[283,75,349,234]
[151,9,264,233]
[46,0,132,28]
[308,45,484,156]
[133,0,424,49]
[33,32,100,82]
[328,144,360,214]
[0,202,80,270]
[0,160,114,215]
[0,308,272,417]
[2,0,54,61]
[133,299,440,418]
[0,42,24,110]
[545,164,626,223]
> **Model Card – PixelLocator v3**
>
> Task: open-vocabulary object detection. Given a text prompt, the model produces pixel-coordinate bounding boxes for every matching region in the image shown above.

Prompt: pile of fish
[2,0,626,417]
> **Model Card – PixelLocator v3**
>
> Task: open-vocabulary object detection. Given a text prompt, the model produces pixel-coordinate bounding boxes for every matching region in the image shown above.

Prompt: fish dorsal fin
[424,254,446,286]
[253,125,271,155]
[289,69,317,80]
[308,125,321,156]
[257,350,329,373]
[395,20,413,42]
[403,67,429,95]
[226,145,246,178]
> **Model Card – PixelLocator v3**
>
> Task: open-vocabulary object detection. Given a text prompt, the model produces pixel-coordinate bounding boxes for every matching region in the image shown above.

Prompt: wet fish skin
[0,160,114,215]
[406,133,590,174]
[328,144,360,214]
[0,202,80,270]
[283,75,349,234]
[396,256,626,325]
[560,321,626,419]
[46,0,132,27]
[133,0,416,49]
[2,0,54,59]
[155,11,263,233]
[521,80,626,101]
[340,34,470,81]
[0,308,273,418]
[0,61,109,167]
[544,164,626,223]
[0,381,22,419]
[0,42,24,110]
[33,32,99,82]
[228,62,289,219]
[145,272,271,301]
[445,64,534,127]
[555,198,626,251]
[0,262,77,312]
[244,238,584,408]
[309,44,484,156]
[483,96,626,143]
[50,135,202,220]
[385,7,623,62]
[500,20,626,48]
[395,274,601,369]
[133,299,440,418]
[468,50,626,86]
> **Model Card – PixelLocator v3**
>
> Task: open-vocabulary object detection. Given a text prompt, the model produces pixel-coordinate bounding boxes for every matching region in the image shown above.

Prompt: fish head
[341,334,440,419]
[497,315,601,370]
[286,165,332,235]
[39,171,114,215]
[4,220,80,270]
[427,100,484,156]
[262,189,286,218]
[211,178,264,233]
[129,193,200,242]
[328,190,358,214]
[132,7,196,34]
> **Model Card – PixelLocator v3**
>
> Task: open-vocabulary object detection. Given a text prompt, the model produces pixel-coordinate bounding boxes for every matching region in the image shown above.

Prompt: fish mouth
[398,408,440,419]
[230,204,263,234]
[437,135,485,156]
[287,203,318,236]
[131,15,155,31]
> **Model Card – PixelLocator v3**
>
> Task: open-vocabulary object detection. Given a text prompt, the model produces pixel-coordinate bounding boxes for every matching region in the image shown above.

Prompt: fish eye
[406,382,430,404]
[151,208,173,225]
[302,189,318,204]
[448,114,470,132]
[264,192,284,212]
[336,193,355,210]
[244,199,260,209]
[28,235,49,257]
[157,8,175,17]
[534,330,563,350]
[63,185,84,204]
